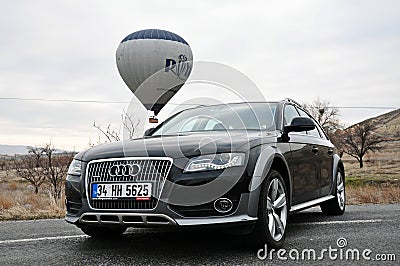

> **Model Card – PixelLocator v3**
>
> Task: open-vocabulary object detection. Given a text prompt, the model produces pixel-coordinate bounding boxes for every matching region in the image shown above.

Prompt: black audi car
[65,99,345,248]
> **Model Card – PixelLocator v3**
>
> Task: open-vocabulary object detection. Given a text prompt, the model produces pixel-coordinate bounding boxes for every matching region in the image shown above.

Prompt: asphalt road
[0,204,398,265]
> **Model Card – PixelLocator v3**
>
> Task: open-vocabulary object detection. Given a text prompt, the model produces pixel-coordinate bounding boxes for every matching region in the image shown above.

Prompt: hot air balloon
[116,29,193,117]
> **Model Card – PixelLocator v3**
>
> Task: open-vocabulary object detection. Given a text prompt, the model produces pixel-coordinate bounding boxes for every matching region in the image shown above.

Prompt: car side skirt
[290,195,335,212]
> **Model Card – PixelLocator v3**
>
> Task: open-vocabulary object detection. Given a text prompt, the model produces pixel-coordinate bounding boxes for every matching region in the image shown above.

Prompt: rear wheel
[79,225,126,238]
[320,168,345,215]
[252,169,288,248]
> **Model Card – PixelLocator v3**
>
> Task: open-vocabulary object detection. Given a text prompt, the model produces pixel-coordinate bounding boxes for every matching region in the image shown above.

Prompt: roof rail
[284,98,303,107]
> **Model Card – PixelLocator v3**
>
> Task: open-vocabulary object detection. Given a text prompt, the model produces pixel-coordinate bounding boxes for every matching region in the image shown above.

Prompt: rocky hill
[0,145,67,156]
[343,108,400,180]
[0,145,31,156]
[360,108,400,159]
[365,108,400,140]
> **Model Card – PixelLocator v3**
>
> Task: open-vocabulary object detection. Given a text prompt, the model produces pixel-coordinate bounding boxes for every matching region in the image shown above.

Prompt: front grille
[86,158,172,210]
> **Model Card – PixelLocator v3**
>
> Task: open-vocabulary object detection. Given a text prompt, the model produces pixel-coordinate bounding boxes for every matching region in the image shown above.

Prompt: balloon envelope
[116,29,193,115]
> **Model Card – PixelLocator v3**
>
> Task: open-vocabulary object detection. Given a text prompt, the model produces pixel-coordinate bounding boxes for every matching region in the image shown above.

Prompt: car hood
[76,131,277,162]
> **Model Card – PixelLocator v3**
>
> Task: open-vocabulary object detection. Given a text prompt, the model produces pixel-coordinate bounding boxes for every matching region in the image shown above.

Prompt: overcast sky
[1,1,399,151]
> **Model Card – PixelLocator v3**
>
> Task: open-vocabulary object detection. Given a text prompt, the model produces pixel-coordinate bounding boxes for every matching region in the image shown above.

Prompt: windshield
[151,102,277,136]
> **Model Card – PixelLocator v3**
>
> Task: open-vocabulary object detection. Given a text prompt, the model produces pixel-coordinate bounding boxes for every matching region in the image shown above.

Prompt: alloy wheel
[266,178,287,241]
[337,171,345,210]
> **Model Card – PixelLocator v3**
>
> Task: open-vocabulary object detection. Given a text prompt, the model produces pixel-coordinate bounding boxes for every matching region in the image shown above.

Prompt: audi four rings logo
[109,164,141,177]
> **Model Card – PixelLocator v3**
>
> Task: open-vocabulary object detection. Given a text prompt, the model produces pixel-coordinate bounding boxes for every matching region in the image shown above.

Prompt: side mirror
[280,117,316,142]
[284,117,316,133]
[144,128,155,136]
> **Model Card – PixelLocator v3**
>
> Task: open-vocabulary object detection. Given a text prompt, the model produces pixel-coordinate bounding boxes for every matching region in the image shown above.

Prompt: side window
[296,108,322,138]
[204,119,220,130]
[283,104,300,126]
[179,117,198,132]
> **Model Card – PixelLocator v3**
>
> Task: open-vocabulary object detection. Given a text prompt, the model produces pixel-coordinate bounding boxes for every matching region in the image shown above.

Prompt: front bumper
[65,156,259,228]
[65,192,257,227]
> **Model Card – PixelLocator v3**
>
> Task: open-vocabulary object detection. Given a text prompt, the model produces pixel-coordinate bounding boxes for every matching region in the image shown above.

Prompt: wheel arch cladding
[270,157,291,206]
[332,154,345,194]
[247,146,292,217]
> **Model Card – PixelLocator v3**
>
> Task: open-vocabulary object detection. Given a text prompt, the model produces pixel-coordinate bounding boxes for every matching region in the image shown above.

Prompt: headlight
[68,159,82,176]
[184,153,245,173]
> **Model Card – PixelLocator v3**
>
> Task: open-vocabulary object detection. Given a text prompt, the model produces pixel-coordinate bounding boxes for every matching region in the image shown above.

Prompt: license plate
[91,183,152,200]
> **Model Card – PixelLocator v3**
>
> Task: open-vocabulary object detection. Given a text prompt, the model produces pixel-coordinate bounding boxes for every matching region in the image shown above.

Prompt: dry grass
[342,147,400,181]
[0,194,13,210]
[0,179,65,221]
[8,180,18,190]
[342,139,400,204]
[346,186,400,204]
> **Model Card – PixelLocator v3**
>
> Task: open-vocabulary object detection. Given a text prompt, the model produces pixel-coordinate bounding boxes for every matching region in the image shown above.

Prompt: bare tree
[303,98,344,152]
[41,143,74,200]
[0,158,6,171]
[13,147,46,194]
[13,144,75,198]
[1,156,14,172]
[93,122,121,142]
[303,98,340,132]
[341,121,386,168]
[328,128,346,157]
[92,109,141,144]
[123,110,141,140]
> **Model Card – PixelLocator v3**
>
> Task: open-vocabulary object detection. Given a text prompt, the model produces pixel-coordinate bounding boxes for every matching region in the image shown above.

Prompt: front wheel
[252,169,288,248]
[320,168,345,215]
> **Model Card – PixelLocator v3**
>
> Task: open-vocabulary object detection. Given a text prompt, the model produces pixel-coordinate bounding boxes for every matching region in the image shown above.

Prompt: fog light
[214,198,233,213]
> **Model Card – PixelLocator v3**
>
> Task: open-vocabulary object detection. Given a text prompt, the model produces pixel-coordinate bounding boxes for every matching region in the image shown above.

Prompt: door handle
[311,146,319,154]
[327,149,334,155]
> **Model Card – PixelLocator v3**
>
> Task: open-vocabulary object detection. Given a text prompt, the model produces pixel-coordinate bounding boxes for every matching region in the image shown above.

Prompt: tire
[79,225,126,238]
[252,169,288,248]
[320,167,345,215]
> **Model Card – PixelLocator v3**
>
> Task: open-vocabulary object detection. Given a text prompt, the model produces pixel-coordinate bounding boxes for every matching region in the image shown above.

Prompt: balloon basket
[149,116,159,123]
